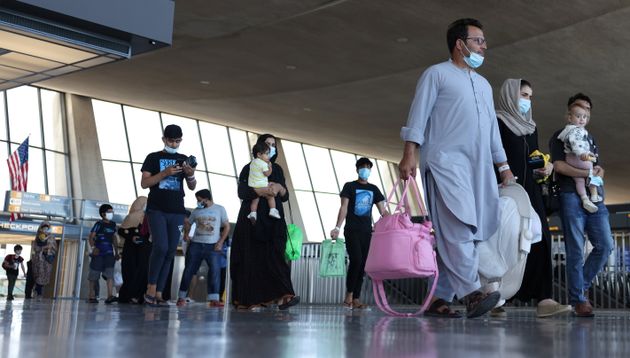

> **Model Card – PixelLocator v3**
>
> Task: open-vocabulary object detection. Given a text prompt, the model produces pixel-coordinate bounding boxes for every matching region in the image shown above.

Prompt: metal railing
[292,231,630,308]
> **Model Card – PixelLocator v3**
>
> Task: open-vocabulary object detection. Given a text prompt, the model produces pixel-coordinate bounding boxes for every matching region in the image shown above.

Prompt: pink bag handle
[371,252,439,317]
[386,176,428,217]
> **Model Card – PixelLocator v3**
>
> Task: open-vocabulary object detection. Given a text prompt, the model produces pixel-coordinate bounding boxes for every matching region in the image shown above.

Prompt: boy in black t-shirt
[88,204,120,304]
[331,157,387,309]
[3,245,26,300]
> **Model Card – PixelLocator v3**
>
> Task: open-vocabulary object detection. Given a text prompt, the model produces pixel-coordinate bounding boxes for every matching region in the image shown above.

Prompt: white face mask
[105,212,114,221]
[164,145,179,154]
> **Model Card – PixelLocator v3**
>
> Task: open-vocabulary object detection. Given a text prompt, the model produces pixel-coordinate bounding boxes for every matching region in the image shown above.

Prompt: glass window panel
[41,89,65,152]
[161,114,206,171]
[45,151,68,196]
[314,193,341,242]
[229,128,251,174]
[133,163,149,199]
[123,106,163,163]
[294,191,323,243]
[303,145,338,193]
[377,160,396,202]
[102,161,136,205]
[0,94,6,140]
[368,157,385,196]
[92,100,129,161]
[7,86,41,147]
[247,132,259,149]
[331,150,357,190]
[208,173,239,222]
[0,142,8,206]
[199,122,233,175]
[282,141,311,191]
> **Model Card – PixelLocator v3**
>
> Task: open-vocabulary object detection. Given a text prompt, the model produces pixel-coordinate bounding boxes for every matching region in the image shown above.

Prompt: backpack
[477,183,542,305]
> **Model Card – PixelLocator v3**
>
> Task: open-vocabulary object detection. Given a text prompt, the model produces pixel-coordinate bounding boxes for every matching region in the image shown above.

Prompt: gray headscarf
[496,78,536,136]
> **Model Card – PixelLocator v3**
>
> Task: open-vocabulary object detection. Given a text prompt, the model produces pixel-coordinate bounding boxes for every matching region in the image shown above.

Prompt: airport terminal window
[199,122,233,175]
[0,86,70,208]
[93,100,249,219]
[93,100,129,161]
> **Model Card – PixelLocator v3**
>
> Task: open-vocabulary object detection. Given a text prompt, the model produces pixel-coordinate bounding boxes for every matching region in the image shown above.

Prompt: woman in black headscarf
[230,134,299,310]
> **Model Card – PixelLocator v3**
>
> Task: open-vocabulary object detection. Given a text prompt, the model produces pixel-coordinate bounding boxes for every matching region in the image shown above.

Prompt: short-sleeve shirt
[3,254,23,275]
[248,158,269,188]
[340,181,385,232]
[188,204,229,244]
[90,220,117,256]
[550,128,603,197]
[141,151,189,214]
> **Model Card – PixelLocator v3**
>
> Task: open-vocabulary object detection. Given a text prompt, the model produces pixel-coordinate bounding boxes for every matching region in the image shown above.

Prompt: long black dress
[230,160,295,307]
[498,120,553,302]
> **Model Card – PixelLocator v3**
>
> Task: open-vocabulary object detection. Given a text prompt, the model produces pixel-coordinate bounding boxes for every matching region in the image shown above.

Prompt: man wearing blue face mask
[140,124,197,306]
[177,189,229,307]
[398,18,515,318]
[331,157,387,309]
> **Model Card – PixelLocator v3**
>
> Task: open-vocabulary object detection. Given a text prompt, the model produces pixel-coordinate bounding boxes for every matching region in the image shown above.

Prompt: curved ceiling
[39,0,630,203]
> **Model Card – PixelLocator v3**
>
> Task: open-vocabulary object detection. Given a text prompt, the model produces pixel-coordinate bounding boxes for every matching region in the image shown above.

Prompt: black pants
[118,240,152,303]
[7,273,18,297]
[25,261,34,298]
[345,230,372,299]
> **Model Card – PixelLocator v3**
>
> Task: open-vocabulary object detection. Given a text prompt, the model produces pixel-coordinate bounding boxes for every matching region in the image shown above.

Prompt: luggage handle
[385,176,429,218]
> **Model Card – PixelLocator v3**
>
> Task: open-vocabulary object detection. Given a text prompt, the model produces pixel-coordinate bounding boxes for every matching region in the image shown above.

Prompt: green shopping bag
[319,239,347,277]
[285,223,303,261]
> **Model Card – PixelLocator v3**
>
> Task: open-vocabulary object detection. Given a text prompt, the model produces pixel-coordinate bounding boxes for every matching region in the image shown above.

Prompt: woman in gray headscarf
[495,78,570,317]
[31,221,57,297]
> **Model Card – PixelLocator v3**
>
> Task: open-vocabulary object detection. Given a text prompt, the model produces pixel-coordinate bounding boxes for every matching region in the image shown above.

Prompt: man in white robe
[398,18,515,318]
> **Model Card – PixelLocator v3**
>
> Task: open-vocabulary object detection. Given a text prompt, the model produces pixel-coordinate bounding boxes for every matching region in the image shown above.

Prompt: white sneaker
[185,297,195,303]
[582,198,598,213]
[269,208,281,219]
[247,212,257,222]
[590,194,603,203]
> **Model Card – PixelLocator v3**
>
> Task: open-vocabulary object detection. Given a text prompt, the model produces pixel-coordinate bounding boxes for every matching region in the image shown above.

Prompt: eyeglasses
[465,37,487,46]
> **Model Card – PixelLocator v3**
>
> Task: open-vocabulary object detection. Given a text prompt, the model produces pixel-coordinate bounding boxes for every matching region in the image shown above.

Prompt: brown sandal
[424,299,462,318]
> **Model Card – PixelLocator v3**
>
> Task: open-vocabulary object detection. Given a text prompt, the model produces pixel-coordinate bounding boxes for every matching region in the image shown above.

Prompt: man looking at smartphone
[140,124,197,306]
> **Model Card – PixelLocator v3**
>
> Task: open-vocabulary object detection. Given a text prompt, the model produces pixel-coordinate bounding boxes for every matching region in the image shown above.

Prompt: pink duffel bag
[365,176,438,317]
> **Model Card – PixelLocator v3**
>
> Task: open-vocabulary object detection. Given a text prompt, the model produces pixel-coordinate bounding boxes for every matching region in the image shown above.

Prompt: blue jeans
[178,242,222,301]
[147,210,185,292]
[559,192,613,304]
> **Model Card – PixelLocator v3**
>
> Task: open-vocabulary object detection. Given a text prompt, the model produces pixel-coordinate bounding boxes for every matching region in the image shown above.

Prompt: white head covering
[496,78,536,136]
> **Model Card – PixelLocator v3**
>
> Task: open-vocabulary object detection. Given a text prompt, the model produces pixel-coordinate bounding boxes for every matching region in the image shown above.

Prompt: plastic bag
[319,239,346,277]
[285,224,303,261]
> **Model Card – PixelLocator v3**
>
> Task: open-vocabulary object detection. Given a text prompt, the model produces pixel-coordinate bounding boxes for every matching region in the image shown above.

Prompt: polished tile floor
[0,299,629,358]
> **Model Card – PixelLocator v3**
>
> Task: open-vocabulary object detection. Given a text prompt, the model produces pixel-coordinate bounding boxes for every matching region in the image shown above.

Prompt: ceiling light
[200,80,210,85]
[396,37,409,43]
[285,65,297,70]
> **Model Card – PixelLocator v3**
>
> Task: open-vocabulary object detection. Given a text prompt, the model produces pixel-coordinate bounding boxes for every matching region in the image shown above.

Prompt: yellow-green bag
[319,239,346,277]
[285,224,303,261]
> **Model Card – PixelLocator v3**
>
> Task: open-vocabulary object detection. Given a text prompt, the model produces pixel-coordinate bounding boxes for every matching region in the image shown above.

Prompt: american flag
[7,137,29,221]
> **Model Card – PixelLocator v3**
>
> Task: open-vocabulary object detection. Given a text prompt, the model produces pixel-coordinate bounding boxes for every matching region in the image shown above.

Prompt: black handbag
[542,173,561,215]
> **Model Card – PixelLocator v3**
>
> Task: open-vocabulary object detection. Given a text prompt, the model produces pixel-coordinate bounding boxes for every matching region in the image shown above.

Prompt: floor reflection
[0,302,629,357]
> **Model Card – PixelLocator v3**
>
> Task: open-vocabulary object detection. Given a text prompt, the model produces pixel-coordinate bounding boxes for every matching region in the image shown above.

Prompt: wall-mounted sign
[0,218,64,235]
[80,200,128,223]
[4,191,72,218]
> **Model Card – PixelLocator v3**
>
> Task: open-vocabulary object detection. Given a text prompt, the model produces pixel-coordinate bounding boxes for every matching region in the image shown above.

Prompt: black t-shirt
[549,128,603,197]
[3,254,23,275]
[141,151,189,214]
[340,181,385,232]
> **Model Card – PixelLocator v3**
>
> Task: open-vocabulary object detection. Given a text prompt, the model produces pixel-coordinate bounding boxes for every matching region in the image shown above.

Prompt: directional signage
[80,200,128,223]
[4,191,72,218]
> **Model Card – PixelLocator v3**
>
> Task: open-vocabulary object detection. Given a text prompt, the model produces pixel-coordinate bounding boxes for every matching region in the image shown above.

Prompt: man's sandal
[423,299,463,318]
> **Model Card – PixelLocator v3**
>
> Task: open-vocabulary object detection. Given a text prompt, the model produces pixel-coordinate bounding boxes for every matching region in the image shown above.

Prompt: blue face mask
[197,201,205,209]
[358,168,371,180]
[518,98,531,115]
[164,145,178,154]
[462,43,484,69]
[269,146,276,158]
